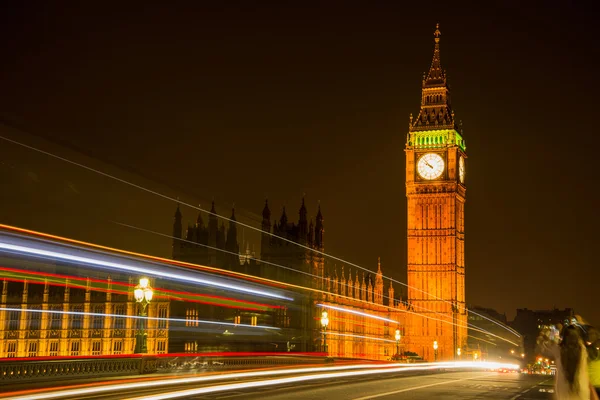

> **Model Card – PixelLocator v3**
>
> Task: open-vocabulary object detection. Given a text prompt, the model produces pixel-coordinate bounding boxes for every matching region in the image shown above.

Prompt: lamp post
[395,329,401,358]
[433,340,438,362]
[474,352,478,361]
[457,347,461,359]
[321,311,329,354]
[134,278,153,354]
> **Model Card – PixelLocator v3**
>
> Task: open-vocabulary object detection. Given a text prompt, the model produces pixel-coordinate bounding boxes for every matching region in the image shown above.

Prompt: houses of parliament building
[0,25,468,361]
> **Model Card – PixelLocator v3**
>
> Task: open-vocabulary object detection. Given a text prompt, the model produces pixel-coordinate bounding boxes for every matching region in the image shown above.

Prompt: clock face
[459,156,465,183]
[417,153,445,180]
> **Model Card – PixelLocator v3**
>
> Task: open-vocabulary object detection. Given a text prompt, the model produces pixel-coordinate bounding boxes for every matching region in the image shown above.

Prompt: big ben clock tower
[405,24,467,361]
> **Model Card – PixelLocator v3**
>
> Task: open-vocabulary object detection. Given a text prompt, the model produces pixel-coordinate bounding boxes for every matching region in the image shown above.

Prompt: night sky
[1,2,598,324]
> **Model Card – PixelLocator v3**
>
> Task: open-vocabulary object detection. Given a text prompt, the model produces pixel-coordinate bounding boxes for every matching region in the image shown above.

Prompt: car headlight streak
[5,361,520,400]
[0,307,279,330]
[0,241,292,301]
[317,304,398,324]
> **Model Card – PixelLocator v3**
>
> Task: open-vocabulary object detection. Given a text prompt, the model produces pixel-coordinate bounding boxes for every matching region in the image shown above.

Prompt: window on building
[50,306,62,330]
[70,305,84,330]
[49,341,59,356]
[70,341,80,356]
[28,342,38,357]
[91,341,102,356]
[185,341,198,353]
[113,304,126,330]
[7,310,20,331]
[251,316,257,326]
[157,306,168,329]
[186,308,198,327]
[6,341,17,358]
[156,340,167,354]
[92,305,104,330]
[234,315,241,325]
[113,341,123,355]
[29,307,42,331]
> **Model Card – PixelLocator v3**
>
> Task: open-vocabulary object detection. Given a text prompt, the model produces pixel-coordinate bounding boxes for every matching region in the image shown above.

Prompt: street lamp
[457,347,461,358]
[321,311,329,354]
[474,352,478,361]
[433,340,438,362]
[510,349,515,355]
[395,329,401,358]
[134,278,153,353]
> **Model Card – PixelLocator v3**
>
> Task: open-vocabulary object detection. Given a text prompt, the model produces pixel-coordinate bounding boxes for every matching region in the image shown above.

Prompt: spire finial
[434,23,441,44]
[377,257,382,273]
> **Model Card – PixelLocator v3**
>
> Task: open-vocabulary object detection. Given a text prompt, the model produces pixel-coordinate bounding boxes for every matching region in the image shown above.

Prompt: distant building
[510,308,575,362]
[467,306,523,362]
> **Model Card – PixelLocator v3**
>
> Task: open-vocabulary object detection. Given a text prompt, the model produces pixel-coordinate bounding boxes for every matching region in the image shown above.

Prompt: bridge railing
[0,352,329,385]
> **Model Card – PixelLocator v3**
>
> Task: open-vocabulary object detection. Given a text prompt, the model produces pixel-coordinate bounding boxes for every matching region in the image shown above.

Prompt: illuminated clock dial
[417,153,445,180]
[459,156,465,183]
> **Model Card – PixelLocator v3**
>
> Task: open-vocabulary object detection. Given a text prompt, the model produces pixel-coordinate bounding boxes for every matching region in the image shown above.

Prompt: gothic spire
[298,195,308,241]
[424,23,445,87]
[262,199,271,220]
[280,206,288,227]
[196,204,204,227]
[315,203,324,249]
[173,204,182,230]
[410,23,457,133]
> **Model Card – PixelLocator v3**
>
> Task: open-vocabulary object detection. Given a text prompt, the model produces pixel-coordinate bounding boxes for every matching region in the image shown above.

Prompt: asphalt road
[189,371,553,400]
[2,370,554,400]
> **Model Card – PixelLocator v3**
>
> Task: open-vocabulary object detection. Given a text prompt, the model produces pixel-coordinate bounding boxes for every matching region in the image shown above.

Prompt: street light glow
[321,311,329,328]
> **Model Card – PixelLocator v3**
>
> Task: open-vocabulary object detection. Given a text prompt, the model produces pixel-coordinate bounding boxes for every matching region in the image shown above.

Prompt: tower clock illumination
[404,24,467,362]
[417,153,445,180]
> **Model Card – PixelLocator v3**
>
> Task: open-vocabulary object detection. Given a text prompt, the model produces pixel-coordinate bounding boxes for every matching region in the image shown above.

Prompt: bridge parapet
[0,353,329,385]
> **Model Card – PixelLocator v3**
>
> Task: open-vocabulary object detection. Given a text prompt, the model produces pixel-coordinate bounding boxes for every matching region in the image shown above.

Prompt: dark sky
[1,2,598,323]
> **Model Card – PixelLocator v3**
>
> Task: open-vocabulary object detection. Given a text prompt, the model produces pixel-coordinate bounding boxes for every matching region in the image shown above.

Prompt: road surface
[188,371,553,400]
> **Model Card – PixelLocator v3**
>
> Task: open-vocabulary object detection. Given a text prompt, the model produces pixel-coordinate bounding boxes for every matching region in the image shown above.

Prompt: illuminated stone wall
[0,277,169,358]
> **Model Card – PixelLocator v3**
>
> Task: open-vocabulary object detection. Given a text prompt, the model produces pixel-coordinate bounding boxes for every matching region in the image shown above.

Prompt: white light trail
[128,362,520,400]
[3,361,520,400]
[325,332,396,343]
[317,304,398,324]
[0,307,279,330]
[0,133,521,337]
[317,303,520,348]
[0,241,292,301]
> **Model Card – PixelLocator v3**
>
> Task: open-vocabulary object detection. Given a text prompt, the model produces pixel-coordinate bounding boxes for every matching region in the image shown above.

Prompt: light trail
[317,304,521,347]
[119,222,508,339]
[0,266,280,311]
[0,241,292,301]
[0,225,513,344]
[0,134,521,337]
[0,307,279,330]
[325,332,397,343]
[3,361,520,400]
[317,304,397,324]
[0,225,515,346]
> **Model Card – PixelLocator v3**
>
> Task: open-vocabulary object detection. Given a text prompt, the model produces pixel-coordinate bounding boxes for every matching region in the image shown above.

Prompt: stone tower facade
[405,24,468,361]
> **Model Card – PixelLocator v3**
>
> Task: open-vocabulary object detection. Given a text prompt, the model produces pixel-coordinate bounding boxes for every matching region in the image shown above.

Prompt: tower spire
[424,23,445,86]
[410,23,457,133]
